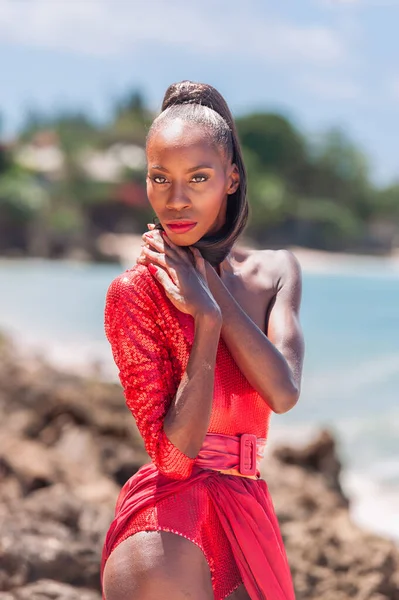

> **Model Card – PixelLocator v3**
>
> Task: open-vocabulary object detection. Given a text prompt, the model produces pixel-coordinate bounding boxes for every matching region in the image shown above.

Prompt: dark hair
[147,80,248,267]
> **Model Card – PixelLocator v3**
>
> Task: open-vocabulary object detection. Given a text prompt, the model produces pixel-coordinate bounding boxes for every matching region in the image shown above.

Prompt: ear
[227,163,240,195]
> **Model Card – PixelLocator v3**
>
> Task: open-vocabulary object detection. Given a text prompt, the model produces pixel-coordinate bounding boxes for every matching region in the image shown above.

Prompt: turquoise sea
[0,258,398,542]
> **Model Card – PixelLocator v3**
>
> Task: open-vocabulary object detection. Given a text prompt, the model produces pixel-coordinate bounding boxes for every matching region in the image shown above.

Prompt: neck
[213,250,235,277]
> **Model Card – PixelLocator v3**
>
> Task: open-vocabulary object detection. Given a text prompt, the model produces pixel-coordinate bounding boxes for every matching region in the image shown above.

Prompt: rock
[1,334,398,599]
[99,436,147,486]
[5,579,102,599]
[0,533,99,590]
[19,484,85,531]
[262,432,399,599]
[272,428,349,504]
[0,436,60,494]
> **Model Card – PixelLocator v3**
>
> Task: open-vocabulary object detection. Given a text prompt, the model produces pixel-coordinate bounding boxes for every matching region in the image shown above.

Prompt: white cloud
[0,0,346,66]
[298,73,361,99]
[247,19,345,65]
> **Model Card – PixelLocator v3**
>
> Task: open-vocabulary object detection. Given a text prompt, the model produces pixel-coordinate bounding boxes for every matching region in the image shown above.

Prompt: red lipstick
[165,220,197,234]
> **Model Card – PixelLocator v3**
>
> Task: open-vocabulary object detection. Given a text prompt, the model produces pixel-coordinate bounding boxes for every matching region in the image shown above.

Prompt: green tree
[0,112,11,174]
[19,110,99,153]
[373,184,399,218]
[236,113,307,177]
[110,89,152,144]
[299,128,373,219]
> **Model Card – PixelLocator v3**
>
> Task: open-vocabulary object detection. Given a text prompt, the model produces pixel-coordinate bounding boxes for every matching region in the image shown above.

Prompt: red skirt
[101,434,296,600]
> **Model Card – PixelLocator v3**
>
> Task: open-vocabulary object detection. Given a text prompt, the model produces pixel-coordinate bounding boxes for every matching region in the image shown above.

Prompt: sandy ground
[289,245,399,273]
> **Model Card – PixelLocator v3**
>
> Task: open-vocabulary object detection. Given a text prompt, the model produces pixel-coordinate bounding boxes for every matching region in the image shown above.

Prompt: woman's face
[146,118,239,246]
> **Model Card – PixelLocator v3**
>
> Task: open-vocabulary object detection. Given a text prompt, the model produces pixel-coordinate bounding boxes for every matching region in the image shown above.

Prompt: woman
[101,80,305,600]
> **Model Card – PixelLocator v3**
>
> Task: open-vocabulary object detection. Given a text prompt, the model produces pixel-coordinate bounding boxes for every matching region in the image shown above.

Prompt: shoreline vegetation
[1,90,398,263]
[1,333,399,599]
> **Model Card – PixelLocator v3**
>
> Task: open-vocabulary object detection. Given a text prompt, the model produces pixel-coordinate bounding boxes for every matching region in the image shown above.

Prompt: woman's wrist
[194,307,222,331]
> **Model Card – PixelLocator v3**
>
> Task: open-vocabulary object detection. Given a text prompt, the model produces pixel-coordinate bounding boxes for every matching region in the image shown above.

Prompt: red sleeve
[104,266,195,480]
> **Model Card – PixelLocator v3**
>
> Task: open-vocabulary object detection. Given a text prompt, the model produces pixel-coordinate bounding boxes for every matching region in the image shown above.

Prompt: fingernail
[148,264,157,275]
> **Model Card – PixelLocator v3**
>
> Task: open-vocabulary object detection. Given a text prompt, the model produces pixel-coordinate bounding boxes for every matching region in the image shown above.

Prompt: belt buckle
[239,434,257,476]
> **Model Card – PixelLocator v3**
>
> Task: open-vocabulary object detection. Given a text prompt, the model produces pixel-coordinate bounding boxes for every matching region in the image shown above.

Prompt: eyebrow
[150,164,214,173]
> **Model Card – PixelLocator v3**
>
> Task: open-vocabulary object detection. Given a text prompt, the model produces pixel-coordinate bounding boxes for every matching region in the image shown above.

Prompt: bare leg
[103,530,214,600]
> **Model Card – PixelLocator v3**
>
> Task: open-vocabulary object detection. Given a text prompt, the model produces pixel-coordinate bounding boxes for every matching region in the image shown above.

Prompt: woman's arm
[163,311,221,458]
[205,249,305,414]
[138,229,304,415]
[106,263,221,481]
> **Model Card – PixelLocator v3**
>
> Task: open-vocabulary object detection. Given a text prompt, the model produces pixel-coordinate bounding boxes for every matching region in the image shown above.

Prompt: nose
[165,182,191,211]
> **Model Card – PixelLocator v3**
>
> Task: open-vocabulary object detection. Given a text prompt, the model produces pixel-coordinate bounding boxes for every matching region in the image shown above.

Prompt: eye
[191,174,208,183]
[151,175,168,184]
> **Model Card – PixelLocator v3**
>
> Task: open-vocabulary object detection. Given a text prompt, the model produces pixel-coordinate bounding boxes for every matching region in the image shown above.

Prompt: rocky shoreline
[0,333,398,600]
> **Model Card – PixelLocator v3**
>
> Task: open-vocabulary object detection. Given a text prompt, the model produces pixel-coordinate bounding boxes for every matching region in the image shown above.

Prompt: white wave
[341,470,399,543]
[3,325,118,383]
[265,422,399,544]
[336,410,399,438]
[364,458,399,484]
[302,352,399,401]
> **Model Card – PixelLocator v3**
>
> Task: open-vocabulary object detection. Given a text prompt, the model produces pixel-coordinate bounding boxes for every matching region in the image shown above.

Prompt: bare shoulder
[234,246,302,294]
[261,248,302,292]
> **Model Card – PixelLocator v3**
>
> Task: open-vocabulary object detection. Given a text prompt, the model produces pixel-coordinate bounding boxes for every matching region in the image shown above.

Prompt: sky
[0,0,398,185]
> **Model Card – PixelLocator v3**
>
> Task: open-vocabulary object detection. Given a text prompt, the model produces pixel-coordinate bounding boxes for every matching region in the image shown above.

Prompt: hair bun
[162,80,219,114]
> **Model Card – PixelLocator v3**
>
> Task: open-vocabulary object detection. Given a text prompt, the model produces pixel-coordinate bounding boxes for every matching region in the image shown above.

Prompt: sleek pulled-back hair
[146,81,248,267]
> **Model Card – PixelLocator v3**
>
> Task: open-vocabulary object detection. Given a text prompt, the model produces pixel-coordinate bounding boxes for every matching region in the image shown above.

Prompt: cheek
[146,179,152,199]
[201,179,226,211]
[146,181,158,209]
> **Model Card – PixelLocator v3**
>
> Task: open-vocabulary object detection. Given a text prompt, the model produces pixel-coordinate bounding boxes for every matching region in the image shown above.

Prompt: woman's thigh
[103,530,214,600]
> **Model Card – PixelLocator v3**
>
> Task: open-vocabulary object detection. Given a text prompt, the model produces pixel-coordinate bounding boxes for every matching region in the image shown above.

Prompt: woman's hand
[136,227,221,322]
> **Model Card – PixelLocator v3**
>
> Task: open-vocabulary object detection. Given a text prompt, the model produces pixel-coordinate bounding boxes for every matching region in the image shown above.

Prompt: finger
[147,223,156,230]
[148,263,180,298]
[144,231,183,262]
[143,229,161,242]
[142,231,168,256]
[136,241,150,259]
[143,229,164,244]
[142,246,168,267]
[142,232,162,253]
[142,246,179,285]
[136,253,149,265]
[142,228,164,243]
[161,232,192,263]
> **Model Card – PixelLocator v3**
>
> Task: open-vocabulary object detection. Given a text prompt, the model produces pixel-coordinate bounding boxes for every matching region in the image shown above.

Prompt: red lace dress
[101,264,296,600]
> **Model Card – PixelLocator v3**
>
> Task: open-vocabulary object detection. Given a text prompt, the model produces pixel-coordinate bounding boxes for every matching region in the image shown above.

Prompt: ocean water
[0,257,398,541]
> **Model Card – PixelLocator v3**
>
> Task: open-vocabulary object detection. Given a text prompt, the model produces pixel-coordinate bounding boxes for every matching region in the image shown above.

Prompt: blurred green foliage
[0,91,398,258]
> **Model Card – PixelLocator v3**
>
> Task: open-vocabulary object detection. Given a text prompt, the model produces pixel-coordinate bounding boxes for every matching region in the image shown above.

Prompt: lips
[165,221,197,234]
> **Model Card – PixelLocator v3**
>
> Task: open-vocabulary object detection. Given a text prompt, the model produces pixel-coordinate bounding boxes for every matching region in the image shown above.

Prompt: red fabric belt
[195,432,267,477]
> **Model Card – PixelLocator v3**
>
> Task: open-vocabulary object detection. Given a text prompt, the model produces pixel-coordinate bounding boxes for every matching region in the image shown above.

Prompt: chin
[168,232,202,246]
